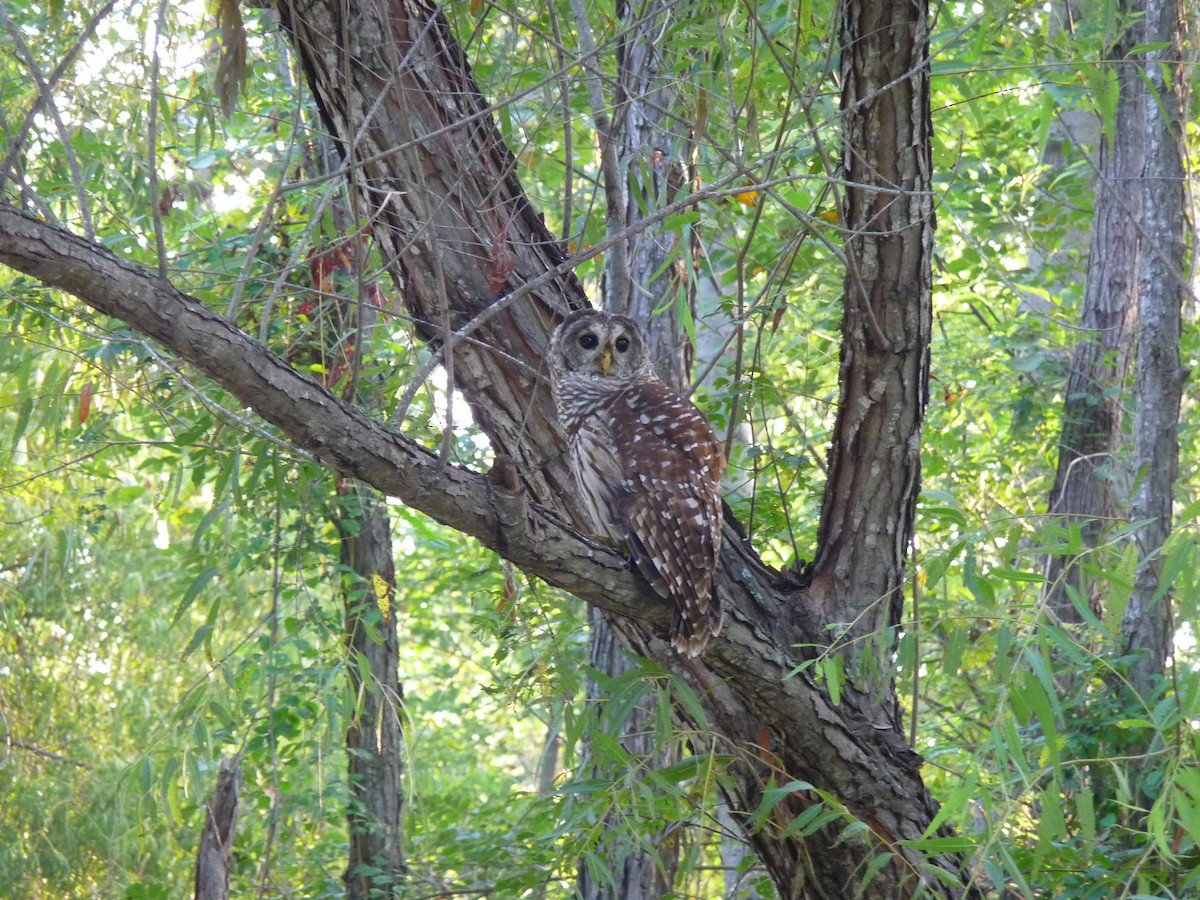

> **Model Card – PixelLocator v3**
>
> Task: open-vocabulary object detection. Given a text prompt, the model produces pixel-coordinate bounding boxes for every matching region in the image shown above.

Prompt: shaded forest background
[1,0,1198,897]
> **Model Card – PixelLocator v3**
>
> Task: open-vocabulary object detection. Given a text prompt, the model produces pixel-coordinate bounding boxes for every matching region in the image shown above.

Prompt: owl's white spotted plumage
[548,309,725,656]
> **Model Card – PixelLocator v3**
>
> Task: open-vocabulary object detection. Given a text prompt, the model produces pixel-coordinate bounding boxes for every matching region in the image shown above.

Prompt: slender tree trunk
[1119,0,1187,698]
[810,0,933,716]
[580,1,690,893]
[193,756,241,900]
[1039,15,1144,624]
[1040,0,1187,677]
[338,484,406,899]
[289,142,408,898]
[611,0,692,386]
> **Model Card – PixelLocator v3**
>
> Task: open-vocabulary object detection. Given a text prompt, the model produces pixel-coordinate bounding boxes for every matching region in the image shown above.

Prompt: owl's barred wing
[608,380,726,656]
[622,479,724,655]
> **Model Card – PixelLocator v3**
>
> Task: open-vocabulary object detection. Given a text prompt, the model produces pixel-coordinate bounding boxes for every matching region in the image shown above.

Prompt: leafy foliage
[1,0,1198,897]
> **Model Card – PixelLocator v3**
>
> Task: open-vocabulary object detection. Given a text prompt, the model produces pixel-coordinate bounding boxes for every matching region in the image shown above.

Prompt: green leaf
[172,567,221,625]
[750,779,814,830]
[647,756,709,787]
[989,567,1044,584]
[1115,718,1156,729]
[1127,41,1172,54]
[832,819,869,847]
[1076,787,1095,856]
[861,852,894,889]
[780,802,839,838]
[942,625,966,677]
[182,624,214,659]
[900,835,977,854]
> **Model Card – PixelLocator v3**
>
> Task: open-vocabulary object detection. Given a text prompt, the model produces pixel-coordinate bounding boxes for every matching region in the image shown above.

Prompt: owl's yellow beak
[599,347,613,375]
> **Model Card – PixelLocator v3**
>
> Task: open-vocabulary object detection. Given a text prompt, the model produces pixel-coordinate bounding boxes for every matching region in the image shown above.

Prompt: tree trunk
[610,0,693,386]
[1039,17,1143,624]
[193,756,241,900]
[809,0,933,716]
[1119,0,1186,699]
[338,484,406,898]
[0,0,970,892]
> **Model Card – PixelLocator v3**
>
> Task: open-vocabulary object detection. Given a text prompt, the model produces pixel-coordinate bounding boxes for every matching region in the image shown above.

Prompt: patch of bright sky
[74,0,210,88]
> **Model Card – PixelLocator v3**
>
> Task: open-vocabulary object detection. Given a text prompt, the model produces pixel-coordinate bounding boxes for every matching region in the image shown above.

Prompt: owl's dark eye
[579,332,599,350]
[614,335,631,353]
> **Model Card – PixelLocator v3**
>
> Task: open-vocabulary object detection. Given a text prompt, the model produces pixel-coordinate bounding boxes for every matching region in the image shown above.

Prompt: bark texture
[1041,0,1187,689]
[611,0,693,387]
[810,0,933,718]
[1040,84,1139,623]
[1120,0,1187,697]
[276,0,583,518]
[0,0,966,892]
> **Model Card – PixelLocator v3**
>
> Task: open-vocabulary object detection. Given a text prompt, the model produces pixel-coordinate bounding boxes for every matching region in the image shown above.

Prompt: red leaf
[79,381,93,424]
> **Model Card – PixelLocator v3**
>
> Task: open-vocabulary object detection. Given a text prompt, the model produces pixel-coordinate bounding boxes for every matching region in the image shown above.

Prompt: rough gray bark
[1041,0,1187,678]
[1119,0,1187,698]
[611,0,693,387]
[1039,76,1140,623]
[0,0,967,892]
[193,756,241,900]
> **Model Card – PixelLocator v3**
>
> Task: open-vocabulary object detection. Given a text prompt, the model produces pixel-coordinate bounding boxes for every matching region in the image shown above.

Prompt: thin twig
[7,738,92,769]
[0,0,119,189]
[0,6,95,238]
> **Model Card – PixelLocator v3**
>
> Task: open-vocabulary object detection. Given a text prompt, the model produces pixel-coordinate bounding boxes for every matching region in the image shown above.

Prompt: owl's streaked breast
[567,416,626,544]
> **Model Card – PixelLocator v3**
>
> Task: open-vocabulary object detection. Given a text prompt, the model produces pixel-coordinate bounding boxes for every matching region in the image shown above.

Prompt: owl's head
[549,309,653,383]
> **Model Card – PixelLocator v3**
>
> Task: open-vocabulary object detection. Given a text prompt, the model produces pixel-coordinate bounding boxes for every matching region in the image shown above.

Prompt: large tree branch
[0,200,637,618]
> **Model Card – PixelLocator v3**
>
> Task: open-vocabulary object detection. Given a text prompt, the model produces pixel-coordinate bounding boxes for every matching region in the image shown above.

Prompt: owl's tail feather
[670,586,723,657]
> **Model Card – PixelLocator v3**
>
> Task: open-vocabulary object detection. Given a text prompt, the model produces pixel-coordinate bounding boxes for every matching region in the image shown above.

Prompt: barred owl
[548,309,725,656]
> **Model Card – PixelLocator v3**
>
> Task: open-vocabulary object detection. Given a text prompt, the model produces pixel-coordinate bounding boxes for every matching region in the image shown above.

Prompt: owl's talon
[588,533,630,559]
